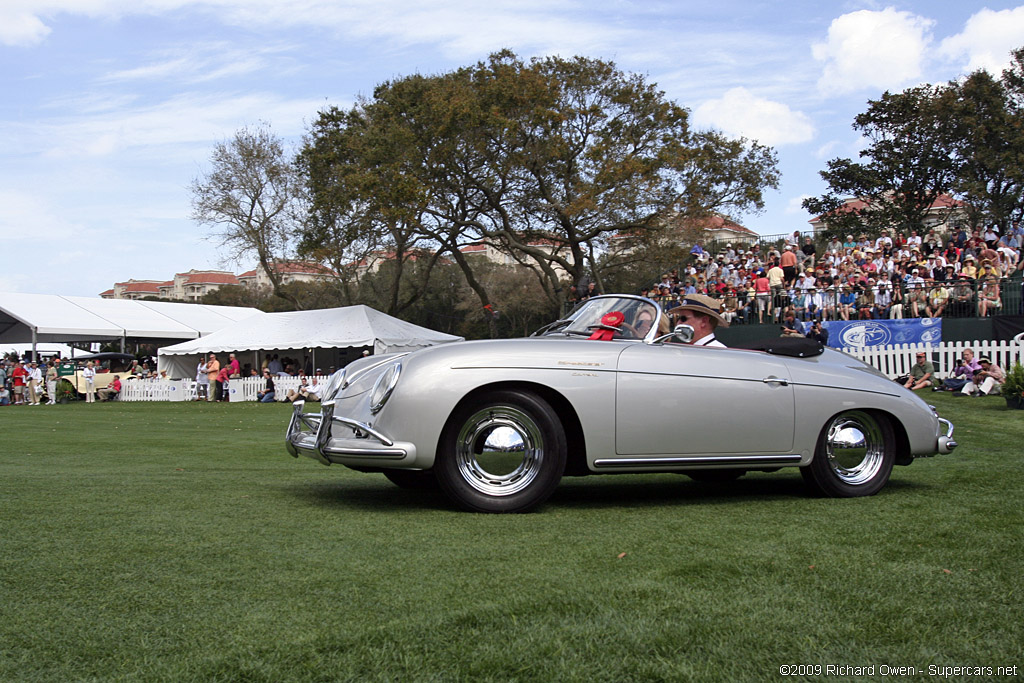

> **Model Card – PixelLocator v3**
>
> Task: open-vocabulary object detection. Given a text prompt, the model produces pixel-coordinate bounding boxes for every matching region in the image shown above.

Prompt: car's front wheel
[801,410,895,497]
[435,390,566,513]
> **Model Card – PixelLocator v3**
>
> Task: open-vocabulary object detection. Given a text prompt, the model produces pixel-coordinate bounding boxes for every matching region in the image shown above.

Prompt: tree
[299,83,455,319]
[947,68,1024,228]
[803,85,960,237]
[301,51,779,335]
[192,123,304,307]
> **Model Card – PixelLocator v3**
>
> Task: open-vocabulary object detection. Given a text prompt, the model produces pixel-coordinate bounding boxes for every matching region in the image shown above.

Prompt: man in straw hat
[668,294,729,348]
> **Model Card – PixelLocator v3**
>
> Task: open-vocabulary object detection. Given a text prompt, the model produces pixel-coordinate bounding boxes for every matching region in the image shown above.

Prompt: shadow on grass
[283,478,453,512]
[282,469,930,514]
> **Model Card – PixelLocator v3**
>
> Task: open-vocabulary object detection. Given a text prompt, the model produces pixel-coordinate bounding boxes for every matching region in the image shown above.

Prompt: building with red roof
[807,194,968,234]
[102,262,338,301]
[102,280,166,300]
[237,261,336,289]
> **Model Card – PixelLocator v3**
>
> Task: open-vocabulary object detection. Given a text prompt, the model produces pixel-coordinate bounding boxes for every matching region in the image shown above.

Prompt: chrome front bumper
[936,417,957,455]
[285,400,414,465]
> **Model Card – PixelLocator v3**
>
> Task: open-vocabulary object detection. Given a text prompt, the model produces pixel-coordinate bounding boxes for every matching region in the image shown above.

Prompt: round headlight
[319,369,346,402]
[369,363,401,414]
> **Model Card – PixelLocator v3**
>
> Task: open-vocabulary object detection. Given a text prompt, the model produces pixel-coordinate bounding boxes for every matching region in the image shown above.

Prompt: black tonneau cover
[733,337,825,358]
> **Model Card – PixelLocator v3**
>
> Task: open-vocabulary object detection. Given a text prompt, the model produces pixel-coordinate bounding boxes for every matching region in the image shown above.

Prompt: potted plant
[1001,362,1024,410]
[56,379,78,404]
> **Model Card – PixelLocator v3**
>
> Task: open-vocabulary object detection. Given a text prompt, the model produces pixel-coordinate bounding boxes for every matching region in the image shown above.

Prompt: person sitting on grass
[902,351,936,391]
[286,376,320,403]
[257,370,276,403]
[960,357,1005,397]
[938,349,981,392]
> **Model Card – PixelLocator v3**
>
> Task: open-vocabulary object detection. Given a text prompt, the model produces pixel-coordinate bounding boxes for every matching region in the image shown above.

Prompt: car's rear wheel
[435,390,566,513]
[383,469,439,490]
[801,410,895,497]
[685,469,746,483]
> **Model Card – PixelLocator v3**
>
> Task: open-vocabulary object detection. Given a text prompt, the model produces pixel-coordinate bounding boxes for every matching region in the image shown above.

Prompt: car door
[615,343,795,456]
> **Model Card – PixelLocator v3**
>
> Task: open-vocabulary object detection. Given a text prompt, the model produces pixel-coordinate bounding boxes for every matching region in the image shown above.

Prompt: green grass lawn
[1,397,1021,682]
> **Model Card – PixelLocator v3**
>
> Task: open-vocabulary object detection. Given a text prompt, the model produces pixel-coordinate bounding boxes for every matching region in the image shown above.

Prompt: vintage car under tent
[156,305,464,379]
[0,292,262,357]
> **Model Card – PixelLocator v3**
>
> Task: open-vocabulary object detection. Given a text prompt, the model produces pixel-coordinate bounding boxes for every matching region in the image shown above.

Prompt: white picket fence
[119,375,329,402]
[117,342,1023,401]
[842,339,1024,379]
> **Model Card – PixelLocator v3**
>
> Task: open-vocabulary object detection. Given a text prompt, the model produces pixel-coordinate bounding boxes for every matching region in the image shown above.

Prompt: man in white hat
[668,294,730,348]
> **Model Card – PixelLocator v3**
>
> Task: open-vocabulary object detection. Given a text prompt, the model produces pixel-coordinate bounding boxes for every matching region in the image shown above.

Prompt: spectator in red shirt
[11,360,28,405]
[98,375,121,401]
[217,366,231,402]
[227,353,240,378]
[753,270,771,324]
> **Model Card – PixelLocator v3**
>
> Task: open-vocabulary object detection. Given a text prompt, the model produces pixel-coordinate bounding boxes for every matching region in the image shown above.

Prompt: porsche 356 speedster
[286,294,957,512]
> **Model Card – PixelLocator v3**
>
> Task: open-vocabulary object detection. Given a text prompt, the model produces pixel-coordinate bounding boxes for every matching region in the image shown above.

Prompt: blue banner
[821,319,942,349]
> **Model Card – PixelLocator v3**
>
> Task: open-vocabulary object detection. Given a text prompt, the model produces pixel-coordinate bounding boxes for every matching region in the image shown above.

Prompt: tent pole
[31,327,38,362]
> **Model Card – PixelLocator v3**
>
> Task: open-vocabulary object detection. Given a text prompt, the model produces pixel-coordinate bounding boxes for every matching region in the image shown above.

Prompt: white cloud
[29,92,320,160]
[100,43,292,85]
[786,195,811,215]
[692,88,815,147]
[813,7,934,95]
[0,8,51,46]
[0,0,627,59]
[939,7,1024,77]
[815,140,840,159]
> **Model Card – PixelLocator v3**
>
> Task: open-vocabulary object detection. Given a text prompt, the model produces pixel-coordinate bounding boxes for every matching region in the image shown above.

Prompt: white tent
[157,305,463,378]
[0,293,262,346]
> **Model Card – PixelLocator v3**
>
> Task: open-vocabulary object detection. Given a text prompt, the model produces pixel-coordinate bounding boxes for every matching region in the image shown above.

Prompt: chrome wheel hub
[455,406,544,496]
[825,411,885,485]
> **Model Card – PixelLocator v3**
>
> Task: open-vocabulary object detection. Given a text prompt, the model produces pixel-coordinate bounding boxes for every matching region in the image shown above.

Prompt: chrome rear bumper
[286,400,413,465]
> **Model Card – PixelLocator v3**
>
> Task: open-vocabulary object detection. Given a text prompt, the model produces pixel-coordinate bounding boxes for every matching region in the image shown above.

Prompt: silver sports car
[286,294,957,512]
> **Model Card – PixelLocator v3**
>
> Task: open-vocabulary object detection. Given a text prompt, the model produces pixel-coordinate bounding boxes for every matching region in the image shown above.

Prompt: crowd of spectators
[1,351,335,405]
[638,221,1024,325]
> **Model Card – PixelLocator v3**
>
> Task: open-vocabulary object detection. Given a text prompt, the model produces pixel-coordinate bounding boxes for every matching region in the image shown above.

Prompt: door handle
[762,376,789,386]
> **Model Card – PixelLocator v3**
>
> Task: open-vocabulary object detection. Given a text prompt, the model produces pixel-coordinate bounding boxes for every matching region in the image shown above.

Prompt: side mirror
[652,323,694,345]
[673,324,695,344]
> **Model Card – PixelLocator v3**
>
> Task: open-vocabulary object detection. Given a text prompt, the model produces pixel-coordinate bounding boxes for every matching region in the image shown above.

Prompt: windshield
[538,295,663,341]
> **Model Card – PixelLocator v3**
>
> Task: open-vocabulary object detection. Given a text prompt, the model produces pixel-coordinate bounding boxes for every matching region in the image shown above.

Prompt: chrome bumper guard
[286,400,409,464]
[936,417,957,455]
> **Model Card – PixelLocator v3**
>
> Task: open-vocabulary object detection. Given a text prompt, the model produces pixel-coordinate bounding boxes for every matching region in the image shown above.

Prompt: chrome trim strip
[289,433,408,459]
[593,454,803,468]
[321,446,408,458]
[332,415,395,447]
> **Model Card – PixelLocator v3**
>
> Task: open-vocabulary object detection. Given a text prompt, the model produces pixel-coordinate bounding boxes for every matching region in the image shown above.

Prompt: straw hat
[668,294,731,328]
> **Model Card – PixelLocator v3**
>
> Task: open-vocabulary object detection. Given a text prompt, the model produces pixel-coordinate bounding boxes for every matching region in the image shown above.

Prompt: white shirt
[82,366,96,383]
[693,334,726,348]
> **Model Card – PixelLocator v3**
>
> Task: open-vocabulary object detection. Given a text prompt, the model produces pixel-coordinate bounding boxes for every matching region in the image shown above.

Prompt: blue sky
[2,0,1022,297]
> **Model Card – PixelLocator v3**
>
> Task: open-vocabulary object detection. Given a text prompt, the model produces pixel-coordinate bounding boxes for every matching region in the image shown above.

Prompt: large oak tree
[300,51,779,334]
